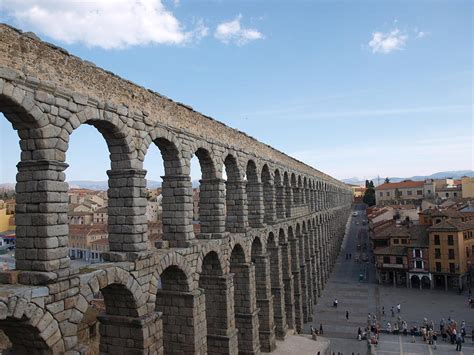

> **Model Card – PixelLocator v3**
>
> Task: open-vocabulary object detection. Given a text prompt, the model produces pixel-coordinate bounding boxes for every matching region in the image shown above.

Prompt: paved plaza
[306,204,474,355]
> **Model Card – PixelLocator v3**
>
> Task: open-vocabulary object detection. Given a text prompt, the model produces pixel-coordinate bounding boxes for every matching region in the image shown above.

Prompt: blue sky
[0,0,472,184]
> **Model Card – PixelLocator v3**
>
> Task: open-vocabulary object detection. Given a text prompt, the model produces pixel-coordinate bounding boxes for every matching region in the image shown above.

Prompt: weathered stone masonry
[0,24,352,354]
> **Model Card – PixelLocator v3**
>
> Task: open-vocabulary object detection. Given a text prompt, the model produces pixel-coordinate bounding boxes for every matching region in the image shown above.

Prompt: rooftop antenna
[377,175,380,186]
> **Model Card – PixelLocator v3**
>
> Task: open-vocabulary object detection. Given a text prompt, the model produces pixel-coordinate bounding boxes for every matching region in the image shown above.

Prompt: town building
[461,176,474,198]
[375,180,436,205]
[427,219,474,290]
[373,223,430,288]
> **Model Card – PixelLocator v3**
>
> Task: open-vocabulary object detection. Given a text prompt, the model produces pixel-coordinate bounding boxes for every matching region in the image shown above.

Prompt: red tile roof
[376,180,425,190]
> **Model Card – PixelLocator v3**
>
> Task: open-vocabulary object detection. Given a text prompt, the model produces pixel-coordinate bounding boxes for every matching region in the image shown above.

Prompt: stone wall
[0,24,353,354]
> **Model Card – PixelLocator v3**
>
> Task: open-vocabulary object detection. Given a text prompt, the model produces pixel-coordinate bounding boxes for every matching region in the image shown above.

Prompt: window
[448,235,454,246]
[386,192,390,197]
[414,249,422,258]
[435,248,441,259]
[428,190,431,194]
[417,190,423,195]
[401,239,407,244]
[466,247,470,258]
[415,260,423,269]
[449,263,455,273]
[434,235,440,245]
[379,192,383,197]
[448,249,455,260]
[393,238,399,245]
[445,193,449,198]
[436,262,441,272]
[383,256,390,264]
[407,190,412,196]
[454,192,457,197]
[396,257,403,264]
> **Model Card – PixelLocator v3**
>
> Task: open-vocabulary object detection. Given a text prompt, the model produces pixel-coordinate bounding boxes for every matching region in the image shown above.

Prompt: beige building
[375,180,435,205]
[462,177,474,198]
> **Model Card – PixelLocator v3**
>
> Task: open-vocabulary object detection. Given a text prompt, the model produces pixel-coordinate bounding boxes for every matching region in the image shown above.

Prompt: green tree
[365,180,370,188]
[363,182,376,206]
[395,188,402,200]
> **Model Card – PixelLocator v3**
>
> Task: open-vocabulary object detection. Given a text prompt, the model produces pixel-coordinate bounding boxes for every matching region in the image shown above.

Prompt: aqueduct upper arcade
[0,24,352,354]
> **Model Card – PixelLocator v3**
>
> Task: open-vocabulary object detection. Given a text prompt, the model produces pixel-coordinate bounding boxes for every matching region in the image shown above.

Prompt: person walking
[456,333,462,351]
[346,311,349,320]
[433,332,438,350]
[319,323,324,335]
[397,303,401,313]
[391,306,395,317]
[334,298,338,308]
[382,306,385,316]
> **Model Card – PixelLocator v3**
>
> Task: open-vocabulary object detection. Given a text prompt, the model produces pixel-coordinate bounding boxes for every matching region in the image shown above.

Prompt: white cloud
[0,0,209,49]
[368,28,407,54]
[416,31,428,39]
[215,14,263,46]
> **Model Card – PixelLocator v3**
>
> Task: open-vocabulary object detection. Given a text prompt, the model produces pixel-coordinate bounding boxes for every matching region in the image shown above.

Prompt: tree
[363,181,376,206]
[384,177,390,184]
[365,180,370,188]
[395,188,402,200]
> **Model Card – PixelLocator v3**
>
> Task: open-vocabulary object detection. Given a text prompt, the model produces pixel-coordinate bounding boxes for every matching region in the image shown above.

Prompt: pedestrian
[391,306,395,317]
[349,253,352,259]
[334,298,338,308]
[319,323,324,335]
[382,306,385,316]
[456,333,462,351]
[433,332,437,350]
[440,318,445,332]
[397,303,401,313]
[346,311,349,320]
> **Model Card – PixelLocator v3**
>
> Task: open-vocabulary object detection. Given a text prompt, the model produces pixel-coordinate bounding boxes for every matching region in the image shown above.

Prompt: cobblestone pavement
[273,334,329,354]
[376,333,474,354]
[306,203,474,355]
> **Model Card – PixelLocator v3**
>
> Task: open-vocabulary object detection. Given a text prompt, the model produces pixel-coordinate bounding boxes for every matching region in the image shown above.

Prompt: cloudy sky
[0,0,472,183]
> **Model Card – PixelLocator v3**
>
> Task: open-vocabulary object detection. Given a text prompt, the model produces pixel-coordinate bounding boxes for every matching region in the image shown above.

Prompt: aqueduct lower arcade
[0,24,352,354]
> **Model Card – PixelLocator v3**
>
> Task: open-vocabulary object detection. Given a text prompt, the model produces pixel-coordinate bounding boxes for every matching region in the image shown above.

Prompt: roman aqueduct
[0,24,352,354]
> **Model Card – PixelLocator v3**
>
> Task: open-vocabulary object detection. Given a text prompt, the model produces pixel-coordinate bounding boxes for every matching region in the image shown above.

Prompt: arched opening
[156,265,206,354]
[274,170,285,220]
[261,165,275,224]
[290,224,303,332]
[279,228,295,330]
[67,124,114,263]
[303,177,308,206]
[0,315,53,354]
[223,154,246,233]
[199,251,236,354]
[145,134,193,248]
[230,244,260,353]
[268,232,287,339]
[291,174,297,206]
[251,236,276,351]
[246,160,263,228]
[410,275,420,289]
[421,276,431,289]
[284,172,292,218]
[190,148,223,237]
[297,176,303,206]
[299,222,310,322]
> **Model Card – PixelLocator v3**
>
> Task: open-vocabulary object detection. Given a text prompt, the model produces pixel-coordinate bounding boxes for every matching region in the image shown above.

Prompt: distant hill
[342,170,474,187]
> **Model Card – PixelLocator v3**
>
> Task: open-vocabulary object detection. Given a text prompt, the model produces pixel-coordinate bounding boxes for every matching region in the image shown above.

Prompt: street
[307,203,474,354]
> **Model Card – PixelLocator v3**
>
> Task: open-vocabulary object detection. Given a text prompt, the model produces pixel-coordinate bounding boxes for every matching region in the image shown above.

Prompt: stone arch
[223,153,247,233]
[262,164,276,224]
[278,227,294,330]
[75,267,151,354]
[284,172,292,218]
[190,146,224,236]
[297,175,303,205]
[246,160,264,228]
[145,128,193,247]
[0,297,63,354]
[198,250,238,354]
[274,169,285,220]
[230,243,260,353]
[156,262,206,354]
[303,177,308,205]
